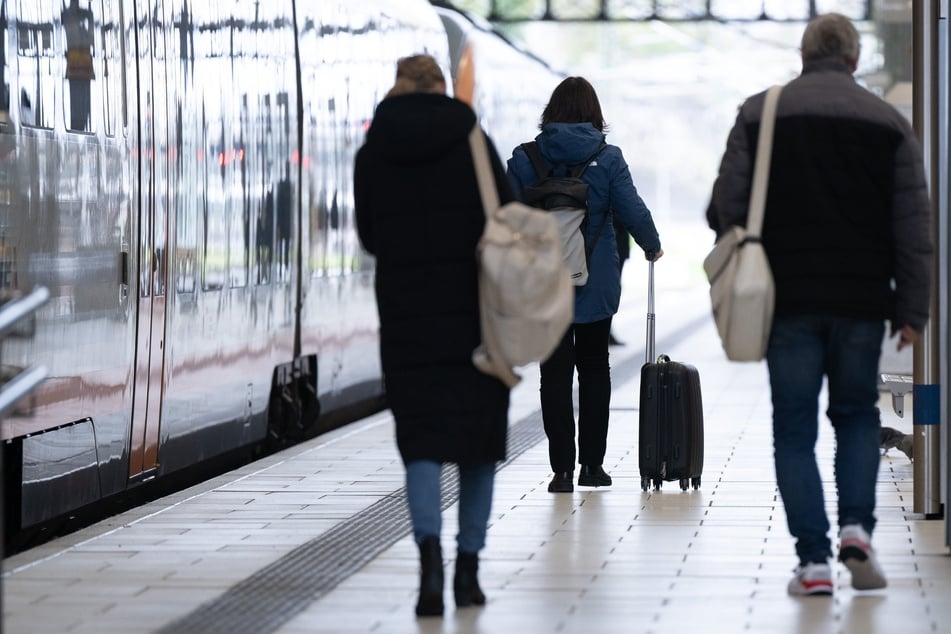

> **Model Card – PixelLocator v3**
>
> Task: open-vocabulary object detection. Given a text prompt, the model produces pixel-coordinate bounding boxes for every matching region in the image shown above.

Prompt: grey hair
[800,13,860,65]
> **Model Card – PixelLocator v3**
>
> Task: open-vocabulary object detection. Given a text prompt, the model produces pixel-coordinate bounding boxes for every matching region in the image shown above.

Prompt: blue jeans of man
[766,315,884,565]
[540,317,613,472]
[405,460,495,554]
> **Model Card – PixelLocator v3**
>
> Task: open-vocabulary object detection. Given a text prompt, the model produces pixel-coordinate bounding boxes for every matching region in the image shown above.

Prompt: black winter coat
[354,93,513,465]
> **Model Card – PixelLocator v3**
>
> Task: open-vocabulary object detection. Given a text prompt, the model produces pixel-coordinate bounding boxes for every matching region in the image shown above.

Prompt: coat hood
[366,93,477,165]
[534,122,606,165]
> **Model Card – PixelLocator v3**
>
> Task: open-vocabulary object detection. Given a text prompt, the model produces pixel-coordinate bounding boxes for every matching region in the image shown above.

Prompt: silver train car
[433,1,563,163]
[0,0,453,550]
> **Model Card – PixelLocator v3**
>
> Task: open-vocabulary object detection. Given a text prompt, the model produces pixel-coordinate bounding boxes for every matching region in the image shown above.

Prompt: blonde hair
[386,54,446,98]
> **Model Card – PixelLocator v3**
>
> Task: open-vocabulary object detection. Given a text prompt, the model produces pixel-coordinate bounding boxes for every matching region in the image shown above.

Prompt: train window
[61,0,96,132]
[177,191,198,295]
[815,1,869,20]
[229,152,249,290]
[253,93,273,287]
[202,195,226,292]
[229,96,249,289]
[99,0,121,136]
[16,2,55,128]
[603,0,652,19]
[476,0,543,20]
[709,1,809,20]
[274,91,291,285]
[176,101,198,294]
[201,140,225,292]
[548,0,602,19]
[171,1,196,294]
[203,124,251,291]
[176,124,199,295]
[451,0,492,17]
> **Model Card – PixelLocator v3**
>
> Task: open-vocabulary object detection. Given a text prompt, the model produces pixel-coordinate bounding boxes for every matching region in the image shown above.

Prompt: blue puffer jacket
[507,122,661,323]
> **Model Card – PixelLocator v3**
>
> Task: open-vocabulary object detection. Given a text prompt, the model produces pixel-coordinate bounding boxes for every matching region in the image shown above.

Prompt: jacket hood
[534,122,606,165]
[366,93,477,164]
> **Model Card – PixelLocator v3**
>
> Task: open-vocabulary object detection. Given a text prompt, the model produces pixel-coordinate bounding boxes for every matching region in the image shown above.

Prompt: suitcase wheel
[654,480,662,491]
[691,477,701,490]
[640,477,650,492]
[679,478,688,491]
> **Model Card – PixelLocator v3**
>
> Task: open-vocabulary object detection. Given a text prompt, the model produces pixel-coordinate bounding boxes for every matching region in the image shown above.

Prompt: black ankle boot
[578,465,612,487]
[548,471,574,492]
[415,536,444,617]
[454,551,486,607]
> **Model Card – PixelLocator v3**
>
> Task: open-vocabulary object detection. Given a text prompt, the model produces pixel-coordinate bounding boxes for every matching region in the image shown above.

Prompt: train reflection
[0,0,469,551]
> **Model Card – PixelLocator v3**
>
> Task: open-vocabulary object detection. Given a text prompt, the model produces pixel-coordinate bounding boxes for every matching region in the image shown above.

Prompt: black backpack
[520,142,607,285]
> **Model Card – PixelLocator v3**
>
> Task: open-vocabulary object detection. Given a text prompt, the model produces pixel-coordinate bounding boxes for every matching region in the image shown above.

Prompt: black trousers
[539,317,612,473]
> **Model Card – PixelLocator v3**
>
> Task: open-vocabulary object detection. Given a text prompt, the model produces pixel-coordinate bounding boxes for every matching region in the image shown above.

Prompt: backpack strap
[586,209,610,261]
[522,142,607,180]
[521,142,551,181]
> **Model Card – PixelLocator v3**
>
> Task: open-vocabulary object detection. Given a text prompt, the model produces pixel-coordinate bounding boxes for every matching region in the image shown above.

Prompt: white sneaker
[839,524,887,590]
[787,561,834,596]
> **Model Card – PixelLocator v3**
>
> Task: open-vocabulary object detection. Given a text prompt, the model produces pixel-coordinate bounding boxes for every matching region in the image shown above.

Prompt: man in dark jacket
[707,13,931,597]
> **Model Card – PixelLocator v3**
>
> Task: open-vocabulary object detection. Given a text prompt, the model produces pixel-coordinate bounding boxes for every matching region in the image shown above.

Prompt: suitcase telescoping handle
[645,259,655,365]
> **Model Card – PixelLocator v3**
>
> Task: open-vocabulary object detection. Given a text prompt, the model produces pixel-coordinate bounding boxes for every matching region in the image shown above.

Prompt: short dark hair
[540,76,607,132]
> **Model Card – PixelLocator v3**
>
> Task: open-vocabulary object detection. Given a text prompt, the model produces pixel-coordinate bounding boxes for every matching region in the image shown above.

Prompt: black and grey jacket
[706,60,932,332]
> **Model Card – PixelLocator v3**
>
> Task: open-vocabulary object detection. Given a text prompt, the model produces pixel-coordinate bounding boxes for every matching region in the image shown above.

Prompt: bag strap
[586,209,610,260]
[469,124,499,217]
[521,142,551,180]
[747,85,783,238]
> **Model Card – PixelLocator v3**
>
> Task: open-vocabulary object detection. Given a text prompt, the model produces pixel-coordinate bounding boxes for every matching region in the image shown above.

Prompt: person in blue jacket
[507,76,663,493]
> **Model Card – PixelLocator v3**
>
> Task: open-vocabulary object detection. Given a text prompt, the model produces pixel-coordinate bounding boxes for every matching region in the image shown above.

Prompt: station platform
[4,223,951,633]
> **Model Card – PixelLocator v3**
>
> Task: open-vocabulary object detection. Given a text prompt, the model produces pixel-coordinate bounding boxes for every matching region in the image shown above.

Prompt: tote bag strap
[469,124,499,217]
[747,84,783,238]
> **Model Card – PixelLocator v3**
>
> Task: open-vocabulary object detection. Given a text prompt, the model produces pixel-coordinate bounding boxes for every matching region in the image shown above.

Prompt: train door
[127,0,170,479]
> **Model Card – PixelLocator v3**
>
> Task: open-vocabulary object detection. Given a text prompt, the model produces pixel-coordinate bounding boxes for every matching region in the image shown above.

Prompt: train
[0,0,561,552]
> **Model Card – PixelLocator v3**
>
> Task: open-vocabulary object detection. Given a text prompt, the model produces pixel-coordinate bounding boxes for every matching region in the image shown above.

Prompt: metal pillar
[934,0,951,546]
[912,0,942,518]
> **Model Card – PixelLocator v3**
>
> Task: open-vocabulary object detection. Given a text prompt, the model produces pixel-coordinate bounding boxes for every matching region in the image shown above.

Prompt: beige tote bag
[469,126,574,387]
[703,85,782,362]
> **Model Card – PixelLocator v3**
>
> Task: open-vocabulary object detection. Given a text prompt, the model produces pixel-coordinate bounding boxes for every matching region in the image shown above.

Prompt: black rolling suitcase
[638,261,704,491]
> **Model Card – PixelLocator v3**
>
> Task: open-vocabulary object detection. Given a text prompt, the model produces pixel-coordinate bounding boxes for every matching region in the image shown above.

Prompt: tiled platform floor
[278,324,950,634]
[4,231,950,634]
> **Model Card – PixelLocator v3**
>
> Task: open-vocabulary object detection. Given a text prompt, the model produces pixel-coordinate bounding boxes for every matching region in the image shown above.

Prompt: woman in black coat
[353,54,513,618]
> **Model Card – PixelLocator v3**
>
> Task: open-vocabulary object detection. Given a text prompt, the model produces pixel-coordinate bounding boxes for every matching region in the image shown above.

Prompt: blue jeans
[540,317,613,472]
[766,315,884,565]
[405,460,495,554]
